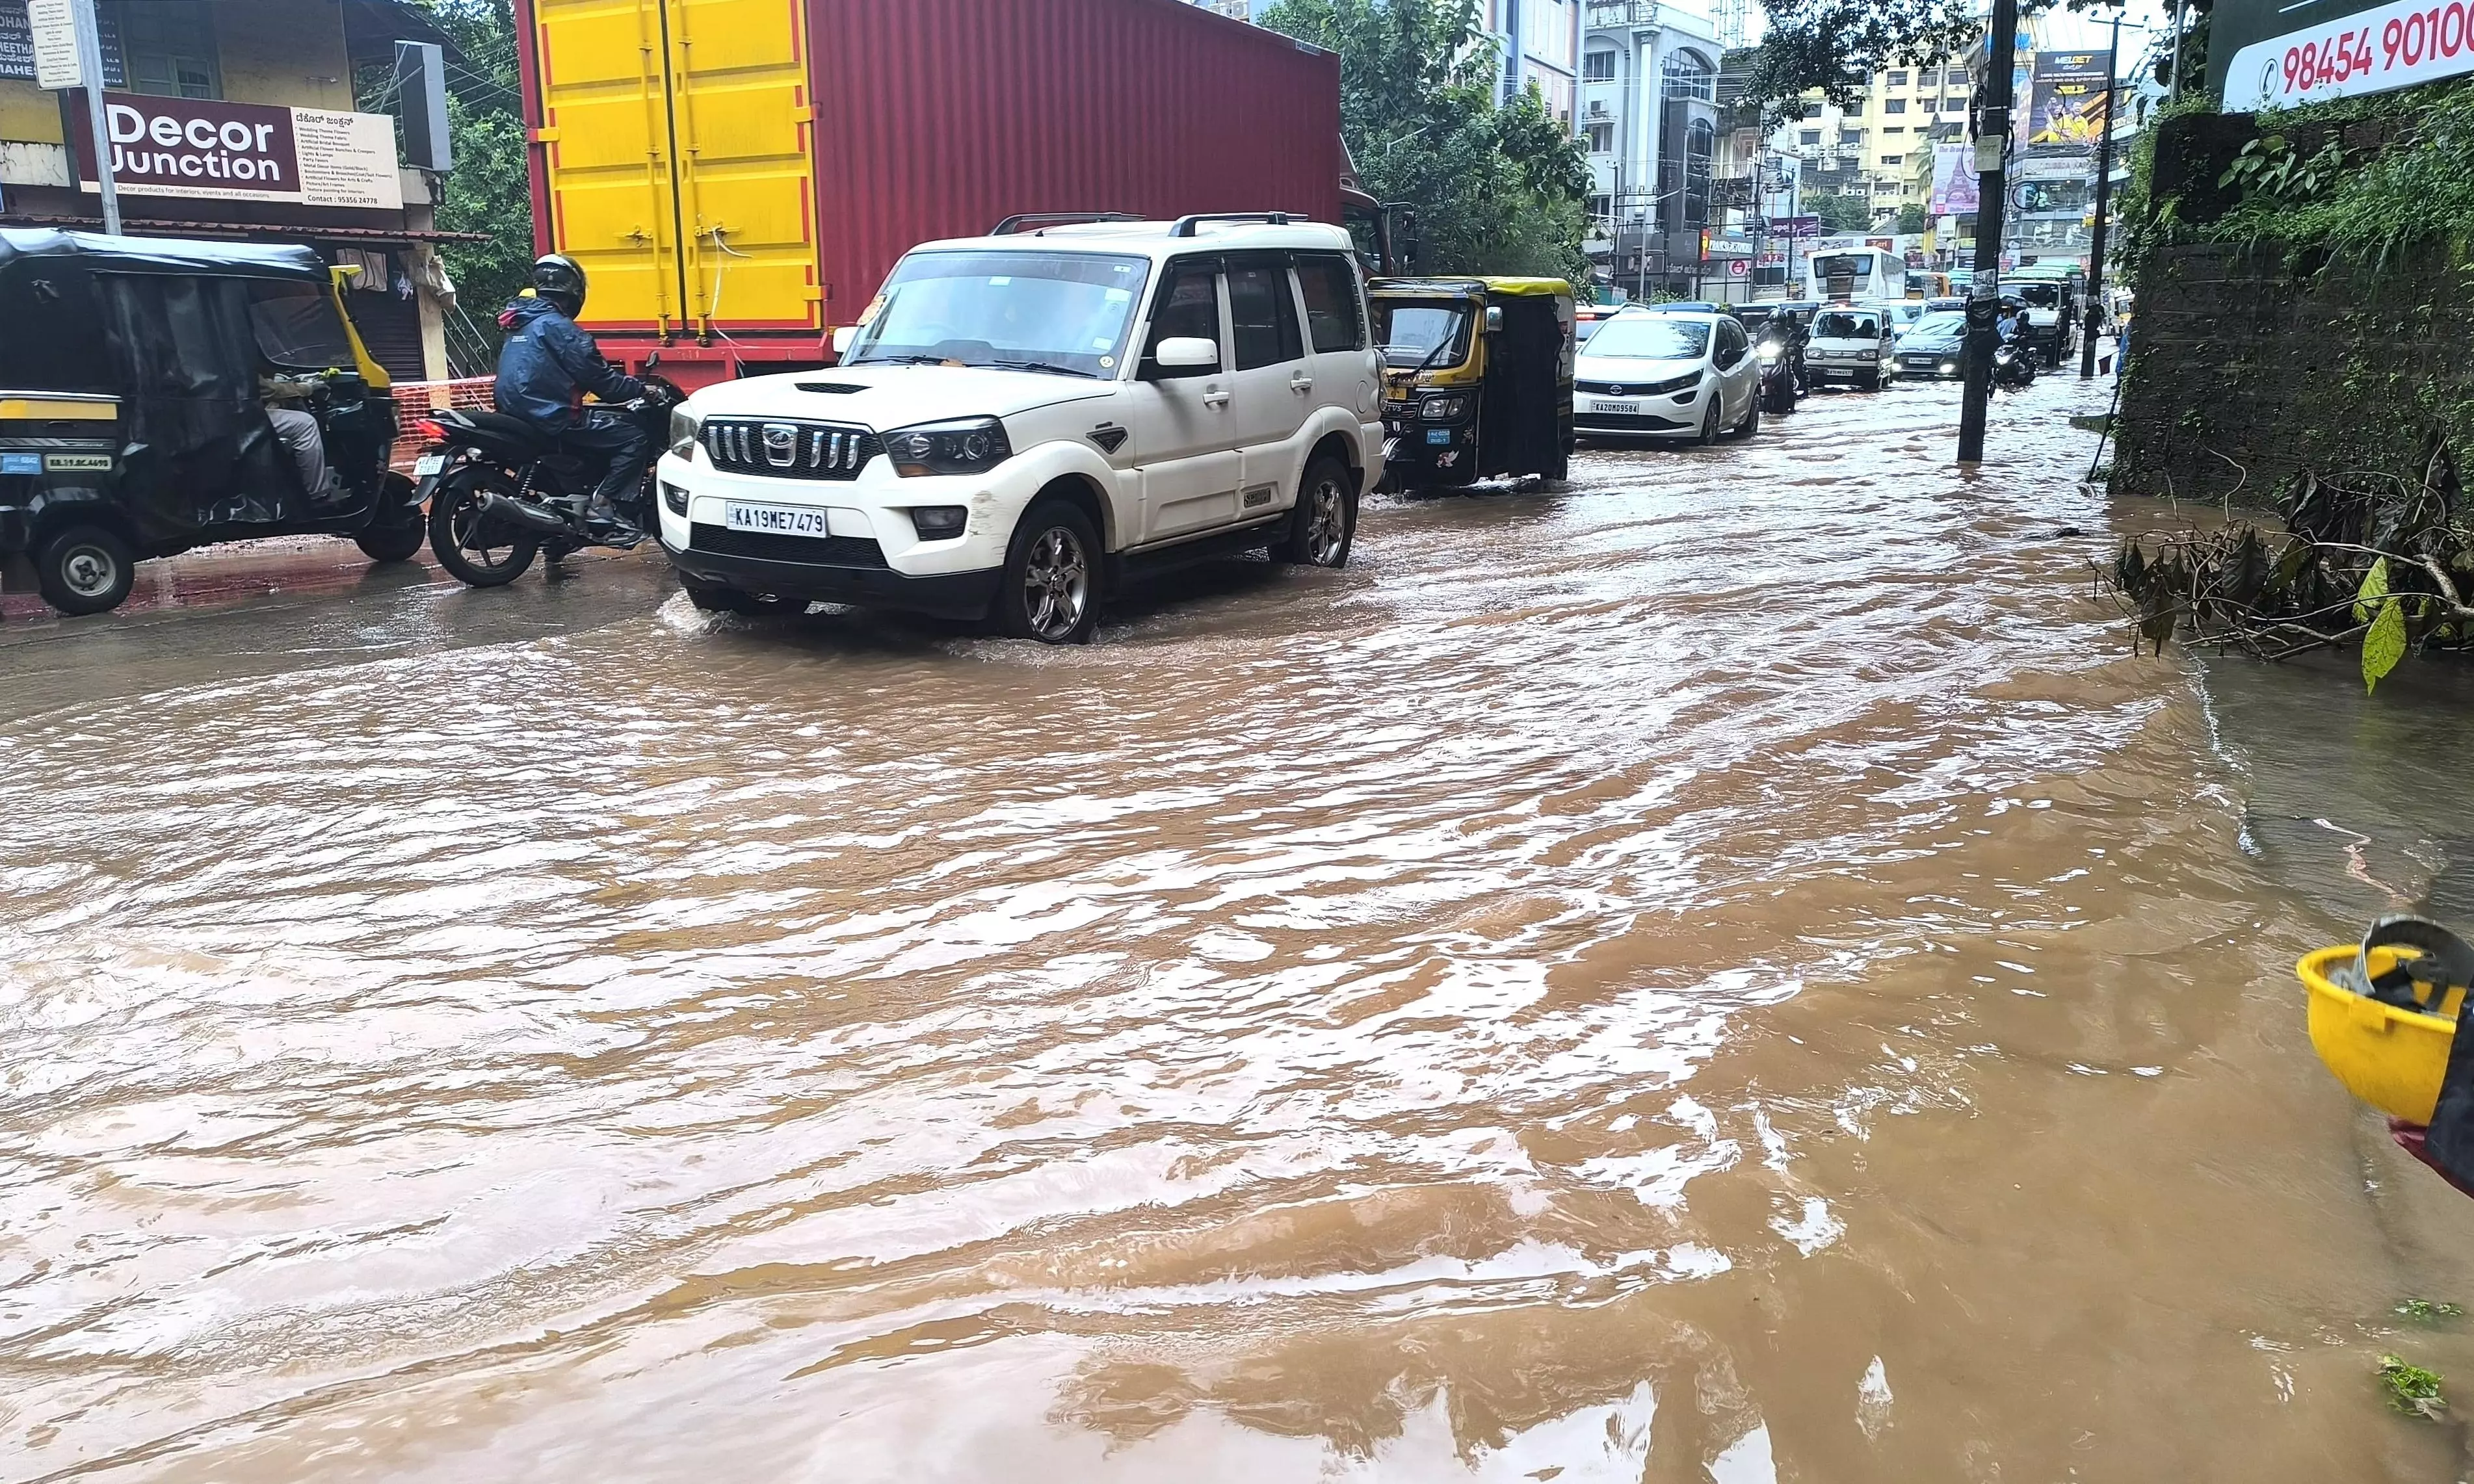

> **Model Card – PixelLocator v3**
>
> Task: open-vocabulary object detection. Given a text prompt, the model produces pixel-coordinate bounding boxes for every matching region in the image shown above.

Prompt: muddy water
[5,377,2470,1481]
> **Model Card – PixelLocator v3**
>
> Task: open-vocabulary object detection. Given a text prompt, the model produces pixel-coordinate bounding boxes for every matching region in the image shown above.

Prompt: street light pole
[1956,0,2021,464]
[2079,15,2122,380]
[70,0,118,233]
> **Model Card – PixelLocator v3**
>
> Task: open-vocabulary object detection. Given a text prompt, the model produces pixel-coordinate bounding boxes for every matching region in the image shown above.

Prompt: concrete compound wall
[2110,110,2474,505]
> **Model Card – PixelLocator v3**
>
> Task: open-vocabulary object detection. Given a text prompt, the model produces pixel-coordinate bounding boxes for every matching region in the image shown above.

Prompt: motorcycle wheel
[428,474,540,588]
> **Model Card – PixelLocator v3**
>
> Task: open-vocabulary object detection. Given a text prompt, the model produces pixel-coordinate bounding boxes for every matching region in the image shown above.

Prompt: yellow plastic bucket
[2298,944,2467,1125]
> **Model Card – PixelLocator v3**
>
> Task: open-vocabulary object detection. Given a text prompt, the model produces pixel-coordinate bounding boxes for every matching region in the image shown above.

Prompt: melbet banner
[2027,51,2115,148]
[2224,0,2474,109]
[68,92,402,210]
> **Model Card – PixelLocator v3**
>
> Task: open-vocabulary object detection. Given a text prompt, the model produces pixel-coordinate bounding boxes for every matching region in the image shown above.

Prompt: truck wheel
[1278,454,1356,568]
[997,499,1100,644]
[34,523,135,616]
[428,478,539,588]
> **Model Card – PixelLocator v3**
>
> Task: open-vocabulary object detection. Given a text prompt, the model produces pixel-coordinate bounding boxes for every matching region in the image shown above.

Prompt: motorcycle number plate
[413,454,447,477]
[1595,400,1639,415]
[726,501,833,537]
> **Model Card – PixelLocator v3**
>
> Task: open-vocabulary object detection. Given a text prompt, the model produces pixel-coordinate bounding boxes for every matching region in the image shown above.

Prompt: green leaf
[2365,597,2408,694]
[2356,556,2391,624]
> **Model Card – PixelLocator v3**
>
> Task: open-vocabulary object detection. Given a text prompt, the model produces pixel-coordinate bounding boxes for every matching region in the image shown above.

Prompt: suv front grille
[690,522,889,569]
[702,419,878,480]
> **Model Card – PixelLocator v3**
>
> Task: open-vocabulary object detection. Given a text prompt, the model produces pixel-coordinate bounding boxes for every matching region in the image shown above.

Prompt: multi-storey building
[1577,0,1723,299]
[1777,61,1974,224]
[1477,0,1583,122]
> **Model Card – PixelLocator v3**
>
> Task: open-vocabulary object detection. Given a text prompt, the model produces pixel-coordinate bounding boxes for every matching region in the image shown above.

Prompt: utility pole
[71,0,118,234]
[1956,0,2021,464]
[2079,15,2122,380]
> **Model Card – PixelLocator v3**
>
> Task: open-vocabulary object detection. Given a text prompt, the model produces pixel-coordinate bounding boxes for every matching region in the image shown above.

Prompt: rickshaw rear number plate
[42,453,113,471]
[414,454,447,477]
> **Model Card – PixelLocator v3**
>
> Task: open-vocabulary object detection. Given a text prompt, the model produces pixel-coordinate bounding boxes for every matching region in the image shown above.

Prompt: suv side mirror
[831,325,858,357]
[1153,336,1217,369]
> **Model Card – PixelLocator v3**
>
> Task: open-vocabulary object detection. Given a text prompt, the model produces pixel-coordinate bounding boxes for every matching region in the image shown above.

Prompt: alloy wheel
[1022,525,1089,641]
[1304,475,1348,565]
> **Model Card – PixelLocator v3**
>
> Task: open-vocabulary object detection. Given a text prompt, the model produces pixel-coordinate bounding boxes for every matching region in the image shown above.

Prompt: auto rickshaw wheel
[428,476,540,588]
[354,474,427,564]
[34,524,135,616]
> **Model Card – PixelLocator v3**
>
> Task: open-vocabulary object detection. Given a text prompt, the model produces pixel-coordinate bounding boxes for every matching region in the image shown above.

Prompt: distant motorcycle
[411,375,685,587]
[1992,343,2036,393]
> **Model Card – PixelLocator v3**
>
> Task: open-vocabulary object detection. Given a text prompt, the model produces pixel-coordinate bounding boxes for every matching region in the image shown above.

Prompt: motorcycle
[409,374,686,588]
[1756,340,1800,414]
[1992,343,2037,393]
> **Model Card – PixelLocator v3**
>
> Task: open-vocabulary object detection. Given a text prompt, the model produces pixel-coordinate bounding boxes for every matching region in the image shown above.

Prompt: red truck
[514,0,1357,389]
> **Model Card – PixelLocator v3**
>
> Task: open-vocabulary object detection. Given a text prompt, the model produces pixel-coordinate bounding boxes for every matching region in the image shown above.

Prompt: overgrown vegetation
[1258,0,1592,284]
[2104,437,2474,691]
[2397,1299,2466,1323]
[2203,83,2474,270]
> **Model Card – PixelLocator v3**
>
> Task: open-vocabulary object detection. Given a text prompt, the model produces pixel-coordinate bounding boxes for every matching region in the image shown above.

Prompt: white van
[1804,307,1897,391]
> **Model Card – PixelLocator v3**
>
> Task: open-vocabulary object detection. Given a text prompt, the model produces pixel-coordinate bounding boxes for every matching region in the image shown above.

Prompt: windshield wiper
[990,358,1098,378]
[850,353,950,367]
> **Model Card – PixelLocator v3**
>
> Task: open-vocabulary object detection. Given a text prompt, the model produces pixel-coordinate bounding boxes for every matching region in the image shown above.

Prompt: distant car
[1923,296,1966,315]
[1573,309,1762,443]
[1805,306,1897,391]
[1575,304,1621,347]
[1867,300,1926,340]
[1646,300,1722,314]
[1895,311,1969,378]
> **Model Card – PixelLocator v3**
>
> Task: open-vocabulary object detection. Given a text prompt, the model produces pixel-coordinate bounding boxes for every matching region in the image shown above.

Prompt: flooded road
[6,374,2472,1481]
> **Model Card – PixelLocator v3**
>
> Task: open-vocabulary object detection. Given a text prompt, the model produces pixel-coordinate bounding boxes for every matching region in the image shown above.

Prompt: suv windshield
[1585,317,1709,359]
[1813,312,1880,339]
[844,251,1152,376]
[1373,300,1473,368]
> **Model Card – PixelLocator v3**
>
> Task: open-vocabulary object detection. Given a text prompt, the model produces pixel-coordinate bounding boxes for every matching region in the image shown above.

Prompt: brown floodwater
[6,374,2474,1482]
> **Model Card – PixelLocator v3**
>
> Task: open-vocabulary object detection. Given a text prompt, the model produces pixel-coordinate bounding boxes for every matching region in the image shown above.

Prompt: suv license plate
[412,454,446,477]
[1596,400,1639,415]
[725,502,832,536]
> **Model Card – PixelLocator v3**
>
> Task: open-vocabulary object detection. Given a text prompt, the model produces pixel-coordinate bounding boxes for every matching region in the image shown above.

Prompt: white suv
[655,215,1384,642]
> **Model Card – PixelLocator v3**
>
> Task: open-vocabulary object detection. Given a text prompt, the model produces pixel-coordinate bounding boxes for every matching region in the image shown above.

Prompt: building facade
[0,0,470,381]
[1479,0,1582,122]
[1578,0,1722,300]
[1775,62,1974,227]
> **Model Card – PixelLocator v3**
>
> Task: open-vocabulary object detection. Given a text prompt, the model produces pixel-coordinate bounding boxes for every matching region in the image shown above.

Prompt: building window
[1843,99,1864,117]
[1583,49,1617,82]
[1588,193,1612,221]
[1802,101,1824,119]
[1661,51,1715,103]
[1585,121,1614,153]
[118,0,222,99]
[1839,129,1863,146]
[1880,153,1903,166]
[1884,98,1905,114]
[1800,129,1821,146]
[1886,70,1908,87]
[1884,125,1906,135]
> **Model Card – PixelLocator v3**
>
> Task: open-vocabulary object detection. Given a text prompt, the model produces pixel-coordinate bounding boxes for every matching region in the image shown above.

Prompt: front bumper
[662,534,1003,619]
[1900,352,1963,378]
[1806,358,1884,382]
[1573,380,1705,436]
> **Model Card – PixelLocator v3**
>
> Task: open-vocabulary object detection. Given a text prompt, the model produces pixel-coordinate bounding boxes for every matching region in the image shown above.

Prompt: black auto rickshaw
[1370,277,1575,494]
[0,229,422,616]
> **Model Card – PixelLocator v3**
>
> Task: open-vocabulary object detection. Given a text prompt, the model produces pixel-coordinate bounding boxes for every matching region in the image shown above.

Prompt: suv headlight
[1421,394,1469,421]
[668,404,702,458]
[884,417,1011,477]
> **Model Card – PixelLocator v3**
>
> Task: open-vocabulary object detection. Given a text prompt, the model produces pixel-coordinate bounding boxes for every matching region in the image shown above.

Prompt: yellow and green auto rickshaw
[0,229,421,616]
[1370,277,1575,494]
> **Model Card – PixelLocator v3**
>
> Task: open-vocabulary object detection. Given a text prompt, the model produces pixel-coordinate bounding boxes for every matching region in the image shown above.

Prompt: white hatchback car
[1572,309,1761,443]
[657,216,1384,643]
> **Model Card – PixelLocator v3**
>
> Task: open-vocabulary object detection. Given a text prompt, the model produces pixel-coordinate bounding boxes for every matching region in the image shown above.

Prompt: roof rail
[990,211,1141,235]
[1166,212,1294,238]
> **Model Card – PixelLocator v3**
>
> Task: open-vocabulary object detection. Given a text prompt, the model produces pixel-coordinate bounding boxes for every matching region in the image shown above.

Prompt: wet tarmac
[5,372,2473,1481]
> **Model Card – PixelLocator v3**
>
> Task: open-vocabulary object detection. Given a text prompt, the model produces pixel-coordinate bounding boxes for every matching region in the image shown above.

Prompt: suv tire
[1278,454,1356,569]
[34,523,135,616]
[997,499,1101,644]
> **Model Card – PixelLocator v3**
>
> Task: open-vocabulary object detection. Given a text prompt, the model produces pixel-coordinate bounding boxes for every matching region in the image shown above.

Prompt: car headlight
[1858,349,1879,361]
[884,417,1011,477]
[907,505,967,538]
[1421,395,1469,421]
[668,404,702,459]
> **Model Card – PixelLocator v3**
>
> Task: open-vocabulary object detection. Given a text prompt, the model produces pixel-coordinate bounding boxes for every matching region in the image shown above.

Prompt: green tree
[1739,0,2155,118]
[1806,191,1874,231]
[410,0,534,325]
[1895,202,1930,234]
[1258,0,1593,285]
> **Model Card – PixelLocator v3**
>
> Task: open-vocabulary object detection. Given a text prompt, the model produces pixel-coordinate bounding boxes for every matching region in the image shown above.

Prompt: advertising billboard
[2026,50,2114,148]
[2220,0,2474,109]
[66,92,403,210]
[1930,142,1981,216]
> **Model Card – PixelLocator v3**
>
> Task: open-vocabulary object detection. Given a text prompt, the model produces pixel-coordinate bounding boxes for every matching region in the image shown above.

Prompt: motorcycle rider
[1756,309,1809,397]
[494,254,648,536]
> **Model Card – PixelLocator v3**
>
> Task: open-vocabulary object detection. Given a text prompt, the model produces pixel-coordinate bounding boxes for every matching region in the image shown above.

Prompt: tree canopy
[1739,0,2148,119]
[1258,0,1594,284]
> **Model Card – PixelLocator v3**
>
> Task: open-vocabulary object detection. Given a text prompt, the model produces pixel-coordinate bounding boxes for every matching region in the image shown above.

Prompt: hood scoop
[795,382,867,395]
